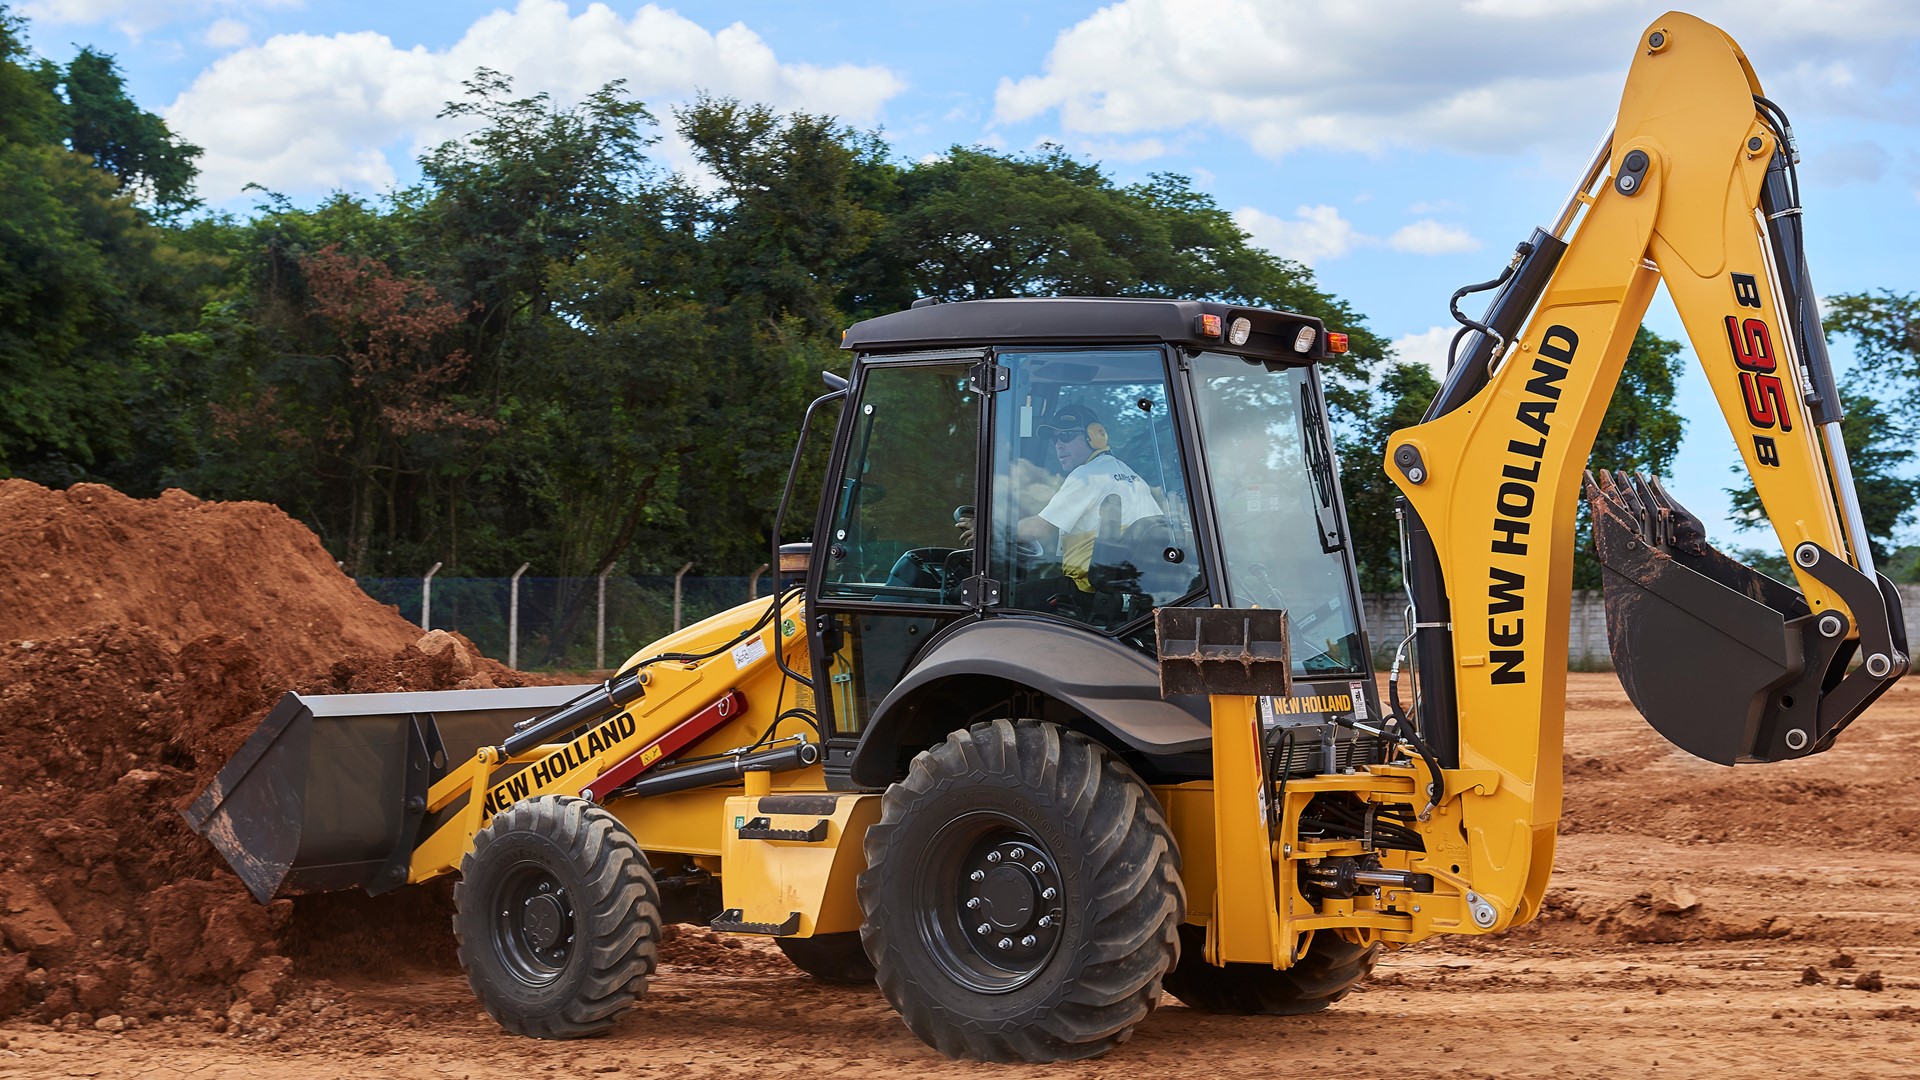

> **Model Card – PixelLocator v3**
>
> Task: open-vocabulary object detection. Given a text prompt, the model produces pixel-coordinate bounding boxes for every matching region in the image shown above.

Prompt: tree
[851,148,1388,416]
[1726,389,1919,565]
[417,69,657,395]
[1337,361,1439,593]
[1571,326,1686,588]
[57,47,200,212]
[1825,290,1920,412]
[0,8,220,488]
[209,246,494,573]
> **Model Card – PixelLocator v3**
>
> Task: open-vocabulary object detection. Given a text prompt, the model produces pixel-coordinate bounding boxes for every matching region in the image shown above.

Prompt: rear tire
[858,720,1183,1062]
[454,796,661,1038]
[1161,924,1378,1015]
[775,932,876,985]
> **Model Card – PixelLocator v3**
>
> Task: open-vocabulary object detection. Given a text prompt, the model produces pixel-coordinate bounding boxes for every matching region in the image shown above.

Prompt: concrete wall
[1361,582,1917,669]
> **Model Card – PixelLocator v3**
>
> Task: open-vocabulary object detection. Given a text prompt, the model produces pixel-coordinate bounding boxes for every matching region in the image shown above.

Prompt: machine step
[737,816,829,842]
[711,908,801,935]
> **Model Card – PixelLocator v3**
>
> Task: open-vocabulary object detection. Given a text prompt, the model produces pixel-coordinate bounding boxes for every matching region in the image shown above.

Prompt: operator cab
[806,297,1376,785]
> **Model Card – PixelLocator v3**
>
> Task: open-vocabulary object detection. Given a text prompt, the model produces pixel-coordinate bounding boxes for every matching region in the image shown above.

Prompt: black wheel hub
[492,863,576,984]
[918,819,1064,993]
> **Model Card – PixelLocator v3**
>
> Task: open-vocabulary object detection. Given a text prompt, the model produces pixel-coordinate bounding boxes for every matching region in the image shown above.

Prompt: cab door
[806,356,984,785]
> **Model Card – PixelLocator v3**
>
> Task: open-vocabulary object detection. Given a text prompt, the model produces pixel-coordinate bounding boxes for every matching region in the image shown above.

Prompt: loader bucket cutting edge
[184,684,597,902]
[1587,470,1903,765]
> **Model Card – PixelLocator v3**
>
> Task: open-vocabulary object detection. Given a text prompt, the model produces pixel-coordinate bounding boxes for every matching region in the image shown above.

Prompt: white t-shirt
[1038,452,1162,588]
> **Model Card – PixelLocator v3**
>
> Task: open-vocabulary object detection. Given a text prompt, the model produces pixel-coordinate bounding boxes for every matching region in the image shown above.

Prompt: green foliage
[1826,289,1920,411]
[57,48,201,212]
[0,1,1715,618]
[1883,544,1920,584]
[849,147,1387,415]
[1573,325,1687,588]
[1726,389,1919,563]
[1337,361,1438,592]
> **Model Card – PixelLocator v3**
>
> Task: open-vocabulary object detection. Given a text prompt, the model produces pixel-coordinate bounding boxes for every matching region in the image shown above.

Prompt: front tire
[858,720,1183,1062]
[1161,924,1378,1015]
[454,796,662,1038]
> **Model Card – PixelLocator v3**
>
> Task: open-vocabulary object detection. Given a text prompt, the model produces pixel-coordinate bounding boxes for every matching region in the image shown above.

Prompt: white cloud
[1388,220,1481,255]
[165,0,906,200]
[23,0,298,38]
[200,17,251,49]
[1233,205,1359,267]
[1234,206,1481,264]
[1392,326,1457,381]
[994,1,1920,164]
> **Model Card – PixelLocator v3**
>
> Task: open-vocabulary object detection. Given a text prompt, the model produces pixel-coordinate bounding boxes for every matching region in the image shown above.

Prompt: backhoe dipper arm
[1382,11,1909,934]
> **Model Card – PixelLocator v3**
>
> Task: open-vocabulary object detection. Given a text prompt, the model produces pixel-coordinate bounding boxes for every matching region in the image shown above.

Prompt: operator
[958,404,1161,600]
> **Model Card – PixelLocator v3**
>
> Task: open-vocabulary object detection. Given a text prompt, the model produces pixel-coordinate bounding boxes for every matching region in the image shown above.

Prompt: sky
[14,0,1920,547]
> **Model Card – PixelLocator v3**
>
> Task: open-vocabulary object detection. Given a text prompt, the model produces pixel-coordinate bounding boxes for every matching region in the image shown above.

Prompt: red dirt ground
[0,479,1915,1078]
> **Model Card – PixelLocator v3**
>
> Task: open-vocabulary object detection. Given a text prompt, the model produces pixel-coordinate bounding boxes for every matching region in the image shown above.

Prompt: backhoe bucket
[185,685,594,902]
[1587,471,1907,765]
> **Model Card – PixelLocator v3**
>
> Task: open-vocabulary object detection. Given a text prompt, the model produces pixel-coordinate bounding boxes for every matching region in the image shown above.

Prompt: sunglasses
[1051,430,1085,444]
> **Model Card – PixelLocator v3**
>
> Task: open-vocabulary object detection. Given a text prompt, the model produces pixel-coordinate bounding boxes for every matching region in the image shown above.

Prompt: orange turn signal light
[1326,332,1349,354]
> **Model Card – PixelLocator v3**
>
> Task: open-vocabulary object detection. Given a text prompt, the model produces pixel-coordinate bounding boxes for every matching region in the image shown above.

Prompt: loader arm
[1382,11,1909,933]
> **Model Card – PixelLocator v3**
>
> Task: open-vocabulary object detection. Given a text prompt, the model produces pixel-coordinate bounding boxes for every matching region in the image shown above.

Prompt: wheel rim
[491,860,576,985]
[913,811,1064,994]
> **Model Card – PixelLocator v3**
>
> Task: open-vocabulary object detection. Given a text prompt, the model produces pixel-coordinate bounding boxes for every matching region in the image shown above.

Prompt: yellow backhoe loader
[188,11,1907,1062]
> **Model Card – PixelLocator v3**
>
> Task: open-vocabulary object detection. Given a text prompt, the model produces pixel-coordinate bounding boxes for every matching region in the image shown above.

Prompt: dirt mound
[0,482,539,1030]
[0,481,424,672]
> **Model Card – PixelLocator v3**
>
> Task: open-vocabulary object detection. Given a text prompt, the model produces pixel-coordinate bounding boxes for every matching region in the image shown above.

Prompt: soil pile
[0,482,427,675]
[0,480,538,1031]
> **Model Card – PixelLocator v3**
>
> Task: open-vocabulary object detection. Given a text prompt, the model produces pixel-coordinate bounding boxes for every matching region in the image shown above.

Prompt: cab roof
[841,297,1336,363]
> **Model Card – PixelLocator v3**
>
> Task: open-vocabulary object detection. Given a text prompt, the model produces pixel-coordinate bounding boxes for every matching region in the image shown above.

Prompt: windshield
[1190,352,1366,674]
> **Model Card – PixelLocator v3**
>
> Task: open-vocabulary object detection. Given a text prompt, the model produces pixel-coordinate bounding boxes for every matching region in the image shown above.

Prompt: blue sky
[15,0,1920,546]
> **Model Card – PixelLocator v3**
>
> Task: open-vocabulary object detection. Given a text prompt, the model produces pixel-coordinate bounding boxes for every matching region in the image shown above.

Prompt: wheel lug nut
[1031,862,1046,874]
[997,937,1013,950]
[976,923,991,936]
[1009,847,1025,860]
[986,851,1001,863]
[969,870,986,882]
[1038,915,1054,927]
[1021,935,1037,947]
[1041,888,1057,901]
[966,897,982,910]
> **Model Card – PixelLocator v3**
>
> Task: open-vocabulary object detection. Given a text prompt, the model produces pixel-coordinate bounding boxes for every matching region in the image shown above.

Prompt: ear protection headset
[1085,422,1109,452]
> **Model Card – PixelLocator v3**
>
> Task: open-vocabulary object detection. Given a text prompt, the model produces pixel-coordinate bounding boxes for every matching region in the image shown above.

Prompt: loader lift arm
[1382,11,1909,934]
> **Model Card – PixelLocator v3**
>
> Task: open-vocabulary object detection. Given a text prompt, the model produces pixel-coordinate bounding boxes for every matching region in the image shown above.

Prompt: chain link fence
[358,569,778,671]
[360,571,1916,674]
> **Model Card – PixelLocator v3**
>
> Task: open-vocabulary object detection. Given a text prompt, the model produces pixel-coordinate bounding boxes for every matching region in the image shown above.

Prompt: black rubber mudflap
[1588,471,1814,765]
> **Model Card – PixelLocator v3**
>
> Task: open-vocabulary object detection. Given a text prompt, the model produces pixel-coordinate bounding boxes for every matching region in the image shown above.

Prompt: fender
[846,618,1211,787]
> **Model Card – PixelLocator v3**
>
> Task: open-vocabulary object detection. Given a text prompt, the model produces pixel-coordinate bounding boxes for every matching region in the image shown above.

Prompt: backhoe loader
[188,11,1907,1062]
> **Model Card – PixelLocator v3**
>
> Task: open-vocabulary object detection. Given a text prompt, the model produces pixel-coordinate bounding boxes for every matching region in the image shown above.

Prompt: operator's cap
[1038,404,1104,438]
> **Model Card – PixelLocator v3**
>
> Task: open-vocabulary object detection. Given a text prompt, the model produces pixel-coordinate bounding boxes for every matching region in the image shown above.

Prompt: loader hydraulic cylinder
[501,670,648,758]
[607,739,821,801]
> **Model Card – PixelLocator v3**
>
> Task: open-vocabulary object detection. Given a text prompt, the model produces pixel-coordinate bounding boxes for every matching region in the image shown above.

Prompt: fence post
[674,562,694,631]
[747,563,768,599]
[509,563,530,669]
[421,562,443,630]
[596,564,614,671]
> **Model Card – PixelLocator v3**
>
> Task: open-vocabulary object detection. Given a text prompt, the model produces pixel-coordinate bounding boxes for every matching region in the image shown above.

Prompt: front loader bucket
[185,685,594,902]
[1588,471,1907,765]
